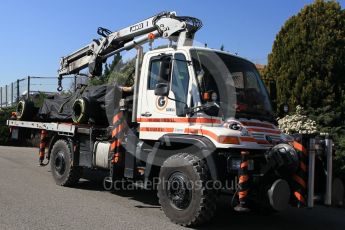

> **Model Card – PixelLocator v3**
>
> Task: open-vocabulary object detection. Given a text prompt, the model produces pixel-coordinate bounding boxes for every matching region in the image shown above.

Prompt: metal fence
[0,76,86,108]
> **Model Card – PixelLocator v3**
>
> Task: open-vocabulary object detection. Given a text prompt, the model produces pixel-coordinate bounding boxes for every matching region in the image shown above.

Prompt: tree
[0,106,15,145]
[266,0,345,179]
[266,0,345,117]
[89,53,131,86]
[107,58,135,86]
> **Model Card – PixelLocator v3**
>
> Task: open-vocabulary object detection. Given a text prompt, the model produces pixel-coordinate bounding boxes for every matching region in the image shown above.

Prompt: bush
[0,106,15,145]
[278,105,318,134]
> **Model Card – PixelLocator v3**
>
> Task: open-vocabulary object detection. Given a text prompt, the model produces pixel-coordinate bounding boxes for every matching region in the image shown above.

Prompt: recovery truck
[7,11,341,226]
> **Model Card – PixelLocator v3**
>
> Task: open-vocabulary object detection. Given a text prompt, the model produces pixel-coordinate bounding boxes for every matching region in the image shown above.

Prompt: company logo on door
[156,96,168,110]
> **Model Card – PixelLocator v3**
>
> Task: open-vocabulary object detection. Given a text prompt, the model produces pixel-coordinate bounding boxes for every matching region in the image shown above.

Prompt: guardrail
[0,76,82,108]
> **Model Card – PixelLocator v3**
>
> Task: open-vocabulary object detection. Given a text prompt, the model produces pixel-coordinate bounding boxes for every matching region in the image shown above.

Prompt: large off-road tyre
[72,98,89,124]
[16,100,35,121]
[50,139,82,186]
[157,153,216,227]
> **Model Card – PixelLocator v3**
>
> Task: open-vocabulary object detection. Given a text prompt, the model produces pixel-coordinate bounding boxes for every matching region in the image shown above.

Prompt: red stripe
[294,191,306,203]
[300,162,307,172]
[110,140,121,151]
[112,123,125,137]
[239,190,249,199]
[137,117,221,124]
[293,141,307,155]
[240,161,249,169]
[113,112,123,125]
[239,175,249,183]
[112,153,120,163]
[293,174,306,188]
[140,127,174,132]
[184,128,239,144]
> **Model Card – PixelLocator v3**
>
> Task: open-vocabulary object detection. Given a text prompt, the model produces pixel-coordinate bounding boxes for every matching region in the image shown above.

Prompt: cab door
[137,50,192,140]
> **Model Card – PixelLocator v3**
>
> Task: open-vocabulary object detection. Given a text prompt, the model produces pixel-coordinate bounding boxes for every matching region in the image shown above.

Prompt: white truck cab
[138,47,281,150]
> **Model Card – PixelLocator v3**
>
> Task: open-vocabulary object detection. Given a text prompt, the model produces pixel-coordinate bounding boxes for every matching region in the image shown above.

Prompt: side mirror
[154,83,169,96]
[204,102,220,117]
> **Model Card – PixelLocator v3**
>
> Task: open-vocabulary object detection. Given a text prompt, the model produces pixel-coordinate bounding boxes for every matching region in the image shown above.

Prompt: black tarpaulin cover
[38,84,122,125]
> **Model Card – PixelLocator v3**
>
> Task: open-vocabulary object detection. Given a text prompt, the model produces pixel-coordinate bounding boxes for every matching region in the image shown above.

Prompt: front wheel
[50,139,82,186]
[157,153,216,227]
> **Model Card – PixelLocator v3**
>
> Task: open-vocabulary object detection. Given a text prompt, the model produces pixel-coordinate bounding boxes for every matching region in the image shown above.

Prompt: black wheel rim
[54,151,66,176]
[167,172,192,210]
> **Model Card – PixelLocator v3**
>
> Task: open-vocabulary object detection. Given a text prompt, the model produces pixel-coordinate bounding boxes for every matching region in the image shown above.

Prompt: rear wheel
[157,153,216,227]
[50,139,82,186]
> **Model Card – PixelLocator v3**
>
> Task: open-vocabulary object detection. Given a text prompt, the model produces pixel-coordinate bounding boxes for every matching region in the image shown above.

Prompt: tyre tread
[51,139,81,186]
[158,153,216,226]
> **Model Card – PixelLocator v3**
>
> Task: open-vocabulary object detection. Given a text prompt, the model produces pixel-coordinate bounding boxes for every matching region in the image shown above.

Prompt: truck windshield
[190,49,274,122]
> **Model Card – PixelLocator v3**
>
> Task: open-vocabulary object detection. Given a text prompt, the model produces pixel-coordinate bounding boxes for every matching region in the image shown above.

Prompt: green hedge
[0,106,15,145]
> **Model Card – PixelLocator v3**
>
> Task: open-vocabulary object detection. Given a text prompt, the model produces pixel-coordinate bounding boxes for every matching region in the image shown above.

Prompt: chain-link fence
[0,76,86,108]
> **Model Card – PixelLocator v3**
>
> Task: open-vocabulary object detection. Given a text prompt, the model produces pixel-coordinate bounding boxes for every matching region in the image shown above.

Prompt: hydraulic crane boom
[57,11,202,91]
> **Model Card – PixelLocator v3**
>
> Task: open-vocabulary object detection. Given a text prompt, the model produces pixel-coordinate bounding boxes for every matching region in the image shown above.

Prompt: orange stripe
[141,126,240,145]
[110,140,121,151]
[185,128,239,144]
[218,136,240,145]
[294,191,305,203]
[112,123,125,137]
[112,113,123,125]
[140,127,174,132]
[293,141,307,155]
[239,175,249,183]
[240,161,249,169]
[137,117,222,124]
[293,174,306,188]
[184,128,201,135]
[241,121,274,129]
[247,128,281,134]
[238,190,249,199]
[300,162,307,172]
[112,153,120,163]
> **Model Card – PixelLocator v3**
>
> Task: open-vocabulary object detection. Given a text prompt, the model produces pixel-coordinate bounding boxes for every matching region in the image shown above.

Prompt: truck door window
[148,57,172,90]
[171,53,189,115]
[148,59,161,90]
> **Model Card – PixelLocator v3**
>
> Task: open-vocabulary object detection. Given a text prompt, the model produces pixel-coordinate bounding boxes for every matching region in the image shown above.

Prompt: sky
[0,0,344,86]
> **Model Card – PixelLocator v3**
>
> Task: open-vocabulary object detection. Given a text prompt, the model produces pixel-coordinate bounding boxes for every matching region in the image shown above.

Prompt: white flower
[277,105,318,135]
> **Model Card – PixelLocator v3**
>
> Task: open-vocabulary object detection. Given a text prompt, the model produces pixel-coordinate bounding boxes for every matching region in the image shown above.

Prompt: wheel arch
[156,134,219,181]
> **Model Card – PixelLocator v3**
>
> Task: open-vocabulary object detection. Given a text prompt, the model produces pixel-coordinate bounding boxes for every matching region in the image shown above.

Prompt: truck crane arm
[57,11,202,91]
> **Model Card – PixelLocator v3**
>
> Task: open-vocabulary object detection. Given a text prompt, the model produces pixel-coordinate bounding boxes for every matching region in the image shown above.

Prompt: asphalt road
[1,146,345,230]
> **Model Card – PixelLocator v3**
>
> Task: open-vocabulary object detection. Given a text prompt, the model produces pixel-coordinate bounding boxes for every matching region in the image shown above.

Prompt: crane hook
[57,75,63,91]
